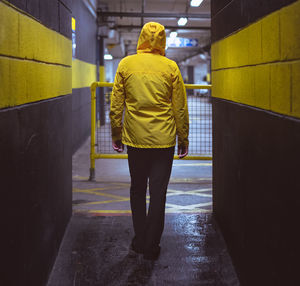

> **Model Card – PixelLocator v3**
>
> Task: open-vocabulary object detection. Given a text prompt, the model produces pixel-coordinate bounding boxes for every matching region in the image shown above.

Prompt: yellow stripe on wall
[0,56,71,108]
[72,58,97,89]
[0,1,72,109]
[211,0,300,119]
[0,1,72,66]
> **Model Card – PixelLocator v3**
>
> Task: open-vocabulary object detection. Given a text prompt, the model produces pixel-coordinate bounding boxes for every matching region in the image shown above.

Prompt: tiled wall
[0,1,72,285]
[211,0,300,285]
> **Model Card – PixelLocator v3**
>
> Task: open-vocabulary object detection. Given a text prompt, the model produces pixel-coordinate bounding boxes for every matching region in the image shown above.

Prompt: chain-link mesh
[96,88,212,156]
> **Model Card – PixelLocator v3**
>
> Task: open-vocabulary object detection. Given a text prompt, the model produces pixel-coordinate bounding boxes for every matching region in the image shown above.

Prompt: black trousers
[127,146,174,252]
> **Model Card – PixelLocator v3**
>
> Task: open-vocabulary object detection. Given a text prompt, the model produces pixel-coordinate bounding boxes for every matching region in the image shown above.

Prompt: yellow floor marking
[167,188,212,197]
[73,185,212,213]
[73,176,212,183]
[78,198,129,205]
[89,210,132,214]
[74,209,211,214]
[169,178,212,183]
[173,163,212,166]
[165,202,212,210]
[73,176,89,180]
[73,189,128,200]
[73,187,108,192]
[73,184,129,192]
[165,209,211,213]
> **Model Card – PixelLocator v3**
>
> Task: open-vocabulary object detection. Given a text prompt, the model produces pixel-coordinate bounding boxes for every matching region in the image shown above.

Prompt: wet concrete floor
[47,138,239,285]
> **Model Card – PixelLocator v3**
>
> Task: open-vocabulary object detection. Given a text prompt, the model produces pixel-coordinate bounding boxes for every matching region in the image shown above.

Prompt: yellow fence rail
[90,81,212,180]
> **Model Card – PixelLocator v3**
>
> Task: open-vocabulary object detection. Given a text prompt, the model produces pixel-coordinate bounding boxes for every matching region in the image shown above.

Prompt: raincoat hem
[123,141,176,149]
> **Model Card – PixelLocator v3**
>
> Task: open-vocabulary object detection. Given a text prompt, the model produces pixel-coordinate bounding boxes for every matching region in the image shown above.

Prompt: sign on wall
[167,37,198,48]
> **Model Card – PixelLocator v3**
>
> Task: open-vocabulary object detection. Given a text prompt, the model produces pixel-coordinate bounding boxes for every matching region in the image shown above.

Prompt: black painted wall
[212,0,300,285]
[8,0,72,38]
[0,1,72,285]
[211,0,298,42]
[72,87,91,153]
[72,0,97,64]
[1,97,72,285]
[213,98,300,285]
[71,0,97,152]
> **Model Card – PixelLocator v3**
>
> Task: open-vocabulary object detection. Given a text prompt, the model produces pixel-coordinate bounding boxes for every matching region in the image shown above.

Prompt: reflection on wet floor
[72,180,212,216]
[47,139,239,285]
[47,214,239,286]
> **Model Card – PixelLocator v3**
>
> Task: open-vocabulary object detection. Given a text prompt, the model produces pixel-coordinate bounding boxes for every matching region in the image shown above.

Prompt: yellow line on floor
[72,176,212,183]
[165,202,212,210]
[173,163,212,166]
[79,198,129,205]
[83,209,212,214]
[89,210,132,214]
[169,178,212,183]
[73,209,212,215]
[73,189,128,200]
[165,209,212,213]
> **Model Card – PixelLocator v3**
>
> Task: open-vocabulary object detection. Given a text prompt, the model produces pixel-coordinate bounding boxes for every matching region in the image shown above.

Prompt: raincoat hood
[137,22,166,56]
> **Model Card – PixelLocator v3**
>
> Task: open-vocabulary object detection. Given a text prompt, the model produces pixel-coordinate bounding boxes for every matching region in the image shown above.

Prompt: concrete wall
[211,0,300,285]
[71,0,97,153]
[0,0,97,284]
[0,0,72,285]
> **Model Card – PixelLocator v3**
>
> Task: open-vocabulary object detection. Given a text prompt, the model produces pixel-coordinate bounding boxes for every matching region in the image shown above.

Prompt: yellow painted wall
[72,58,97,89]
[211,0,300,119]
[0,1,72,109]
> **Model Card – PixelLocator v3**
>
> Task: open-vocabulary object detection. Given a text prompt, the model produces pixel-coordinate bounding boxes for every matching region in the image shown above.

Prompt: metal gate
[90,82,212,180]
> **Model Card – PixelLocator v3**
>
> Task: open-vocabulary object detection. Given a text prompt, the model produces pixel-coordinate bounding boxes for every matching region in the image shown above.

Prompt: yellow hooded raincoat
[110,22,189,148]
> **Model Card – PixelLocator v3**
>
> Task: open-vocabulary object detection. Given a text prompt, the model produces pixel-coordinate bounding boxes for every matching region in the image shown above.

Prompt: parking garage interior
[1,0,300,285]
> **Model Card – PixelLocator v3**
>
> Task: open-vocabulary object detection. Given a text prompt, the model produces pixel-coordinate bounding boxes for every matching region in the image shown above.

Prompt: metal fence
[90,82,212,180]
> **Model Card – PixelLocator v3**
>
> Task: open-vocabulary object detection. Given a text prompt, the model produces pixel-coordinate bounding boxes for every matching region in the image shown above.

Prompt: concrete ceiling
[97,0,211,64]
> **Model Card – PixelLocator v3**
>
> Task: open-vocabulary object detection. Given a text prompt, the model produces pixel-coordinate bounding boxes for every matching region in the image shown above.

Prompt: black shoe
[130,239,144,254]
[143,246,161,260]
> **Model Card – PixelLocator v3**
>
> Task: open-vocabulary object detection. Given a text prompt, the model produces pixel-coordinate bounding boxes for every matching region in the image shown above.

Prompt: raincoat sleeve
[110,66,125,142]
[172,64,189,147]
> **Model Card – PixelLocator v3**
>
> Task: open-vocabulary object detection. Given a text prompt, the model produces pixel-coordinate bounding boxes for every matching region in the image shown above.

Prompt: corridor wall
[211,0,300,285]
[0,0,72,285]
[71,0,97,153]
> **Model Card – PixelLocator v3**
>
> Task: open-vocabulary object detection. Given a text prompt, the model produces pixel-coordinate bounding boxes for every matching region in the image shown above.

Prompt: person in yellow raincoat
[110,22,189,260]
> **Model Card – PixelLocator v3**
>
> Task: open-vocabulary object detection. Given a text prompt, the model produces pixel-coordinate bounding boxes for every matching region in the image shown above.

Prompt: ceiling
[97,0,211,64]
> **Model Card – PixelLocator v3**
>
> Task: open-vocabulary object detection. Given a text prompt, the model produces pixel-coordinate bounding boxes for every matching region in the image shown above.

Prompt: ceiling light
[104,54,113,60]
[178,17,188,26]
[170,31,178,38]
[190,0,204,7]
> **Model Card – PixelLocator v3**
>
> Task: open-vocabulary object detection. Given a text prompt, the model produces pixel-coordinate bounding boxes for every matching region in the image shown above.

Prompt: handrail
[89,81,212,180]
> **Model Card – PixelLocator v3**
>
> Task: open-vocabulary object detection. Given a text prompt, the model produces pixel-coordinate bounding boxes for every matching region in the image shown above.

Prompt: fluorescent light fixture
[170,31,178,38]
[190,0,204,7]
[178,17,188,26]
[104,54,113,60]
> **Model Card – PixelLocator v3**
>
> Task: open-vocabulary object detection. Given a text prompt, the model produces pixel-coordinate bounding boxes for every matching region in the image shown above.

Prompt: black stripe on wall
[0,95,72,285]
[72,87,91,154]
[212,97,300,285]
[8,0,72,38]
[211,0,298,43]
[72,0,97,64]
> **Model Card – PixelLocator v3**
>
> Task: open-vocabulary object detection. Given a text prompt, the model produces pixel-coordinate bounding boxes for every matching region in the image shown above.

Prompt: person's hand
[178,145,188,159]
[112,140,124,153]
